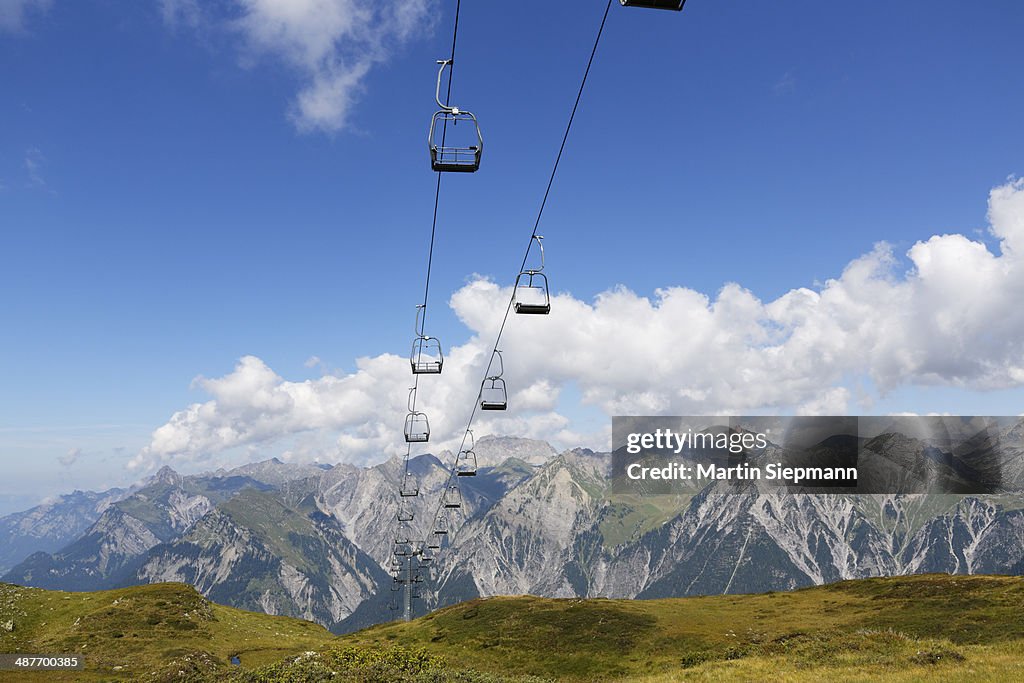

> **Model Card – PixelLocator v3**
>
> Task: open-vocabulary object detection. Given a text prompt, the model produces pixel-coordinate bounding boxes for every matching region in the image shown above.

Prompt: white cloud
[24,147,45,187]
[159,0,201,29]
[132,179,1024,471]
[59,447,81,467]
[166,0,437,133]
[773,70,796,95]
[0,0,52,32]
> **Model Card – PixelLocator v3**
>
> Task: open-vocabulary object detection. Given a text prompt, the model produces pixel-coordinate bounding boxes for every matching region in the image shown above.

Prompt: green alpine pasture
[3,574,1024,681]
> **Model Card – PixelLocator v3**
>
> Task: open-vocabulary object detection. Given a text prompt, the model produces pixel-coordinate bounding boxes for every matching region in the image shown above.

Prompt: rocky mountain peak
[153,465,182,487]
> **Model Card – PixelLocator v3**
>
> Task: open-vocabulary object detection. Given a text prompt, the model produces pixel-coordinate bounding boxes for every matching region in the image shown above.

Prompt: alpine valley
[3,427,1024,634]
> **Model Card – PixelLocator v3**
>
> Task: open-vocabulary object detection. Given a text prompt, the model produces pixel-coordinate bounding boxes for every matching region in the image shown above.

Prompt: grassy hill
[3,574,1024,681]
[339,574,1024,682]
[0,581,334,681]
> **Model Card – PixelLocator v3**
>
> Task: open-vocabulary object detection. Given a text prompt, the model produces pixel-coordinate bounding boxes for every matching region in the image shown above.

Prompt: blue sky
[2,0,1024,512]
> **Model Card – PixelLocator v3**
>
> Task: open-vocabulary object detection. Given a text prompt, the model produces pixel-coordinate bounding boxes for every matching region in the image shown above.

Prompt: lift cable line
[416,0,616,607]
[391,0,464,620]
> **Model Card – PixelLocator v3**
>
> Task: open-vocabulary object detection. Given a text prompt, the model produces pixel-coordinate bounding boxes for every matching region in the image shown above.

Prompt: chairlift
[400,471,419,498]
[429,59,483,172]
[480,350,508,411]
[410,305,443,375]
[427,540,440,550]
[620,0,686,9]
[457,429,478,476]
[434,514,450,536]
[404,387,430,443]
[397,502,414,523]
[457,448,478,476]
[442,483,463,509]
[514,235,551,315]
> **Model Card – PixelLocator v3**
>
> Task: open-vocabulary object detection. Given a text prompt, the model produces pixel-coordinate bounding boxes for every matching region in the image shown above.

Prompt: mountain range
[3,427,1024,633]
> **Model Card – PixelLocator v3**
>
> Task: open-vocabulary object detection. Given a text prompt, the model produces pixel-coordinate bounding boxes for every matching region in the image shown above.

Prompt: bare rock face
[135,489,387,630]
[0,488,129,575]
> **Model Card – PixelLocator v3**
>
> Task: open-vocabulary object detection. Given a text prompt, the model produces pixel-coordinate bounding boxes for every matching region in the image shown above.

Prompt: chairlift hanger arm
[435,59,456,112]
[486,349,505,378]
[529,235,545,273]
[415,304,427,337]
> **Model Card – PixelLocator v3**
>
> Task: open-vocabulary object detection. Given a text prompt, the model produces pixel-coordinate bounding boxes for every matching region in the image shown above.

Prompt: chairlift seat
[620,0,685,9]
[411,359,443,374]
[514,301,551,315]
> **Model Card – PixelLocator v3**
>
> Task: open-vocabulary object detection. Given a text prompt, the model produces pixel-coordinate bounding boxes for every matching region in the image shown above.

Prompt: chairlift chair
[620,0,686,9]
[429,60,483,172]
[514,235,551,315]
[411,336,443,374]
[397,504,414,523]
[404,387,430,443]
[442,484,463,509]
[457,448,478,476]
[480,377,507,410]
[456,429,478,476]
[404,411,430,443]
[434,514,450,536]
[410,305,444,374]
[480,350,508,411]
[400,471,419,498]
[513,271,551,315]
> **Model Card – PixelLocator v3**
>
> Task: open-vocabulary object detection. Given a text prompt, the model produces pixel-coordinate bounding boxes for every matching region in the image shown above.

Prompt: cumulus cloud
[165,0,437,132]
[0,0,52,32]
[132,179,1024,471]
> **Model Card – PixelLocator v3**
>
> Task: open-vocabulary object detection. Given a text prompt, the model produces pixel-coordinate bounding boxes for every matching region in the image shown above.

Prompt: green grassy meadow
[3,574,1024,681]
